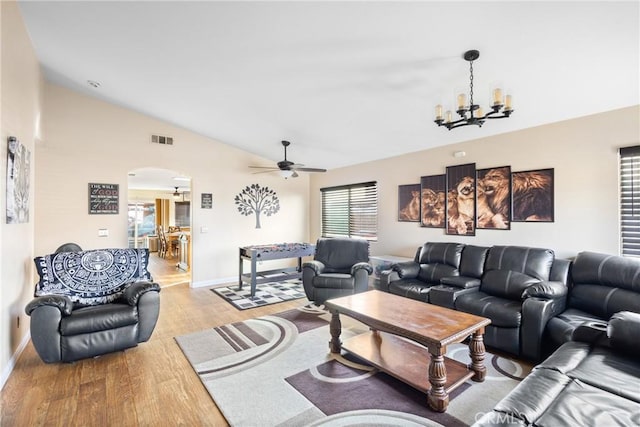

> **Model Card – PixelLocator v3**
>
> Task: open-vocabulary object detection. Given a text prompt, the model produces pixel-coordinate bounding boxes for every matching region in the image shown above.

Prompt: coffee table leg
[469,331,487,382]
[329,310,342,353]
[427,352,448,412]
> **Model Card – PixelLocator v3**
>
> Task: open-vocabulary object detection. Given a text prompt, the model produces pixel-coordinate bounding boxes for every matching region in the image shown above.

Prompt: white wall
[309,106,640,260]
[37,84,310,286]
[1,0,42,386]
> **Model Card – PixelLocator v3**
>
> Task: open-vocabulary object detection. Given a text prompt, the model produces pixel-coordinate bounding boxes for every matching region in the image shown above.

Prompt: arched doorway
[127,167,192,287]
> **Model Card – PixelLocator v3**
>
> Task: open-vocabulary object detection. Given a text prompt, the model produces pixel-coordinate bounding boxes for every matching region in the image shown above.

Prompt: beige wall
[309,106,640,260]
[1,0,42,385]
[37,84,311,287]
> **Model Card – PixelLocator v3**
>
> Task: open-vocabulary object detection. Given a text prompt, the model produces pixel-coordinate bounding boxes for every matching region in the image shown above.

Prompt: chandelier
[434,50,513,130]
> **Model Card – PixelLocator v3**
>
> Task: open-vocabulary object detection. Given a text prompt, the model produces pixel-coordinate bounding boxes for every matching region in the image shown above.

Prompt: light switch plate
[98,229,109,237]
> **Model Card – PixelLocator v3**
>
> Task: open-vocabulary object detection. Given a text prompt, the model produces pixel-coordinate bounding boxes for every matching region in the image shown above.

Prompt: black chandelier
[434,50,513,130]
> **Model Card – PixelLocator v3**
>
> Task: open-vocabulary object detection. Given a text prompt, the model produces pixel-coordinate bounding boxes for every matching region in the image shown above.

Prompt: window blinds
[321,181,377,240]
[620,146,640,257]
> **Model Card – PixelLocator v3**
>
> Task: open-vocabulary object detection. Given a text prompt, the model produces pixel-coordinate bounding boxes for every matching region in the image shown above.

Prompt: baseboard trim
[1,331,30,391]
[191,276,236,288]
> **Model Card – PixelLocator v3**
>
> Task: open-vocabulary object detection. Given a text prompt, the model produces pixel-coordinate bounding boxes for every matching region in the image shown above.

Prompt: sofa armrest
[608,311,640,354]
[440,276,481,289]
[25,295,73,316]
[521,281,567,300]
[571,321,609,346]
[521,296,567,361]
[122,280,161,306]
[379,269,399,292]
[391,261,420,279]
[351,262,373,276]
[303,260,325,276]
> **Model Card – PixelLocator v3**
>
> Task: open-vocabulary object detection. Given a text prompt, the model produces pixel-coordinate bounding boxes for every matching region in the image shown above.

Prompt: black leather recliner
[454,246,570,360]
[26,248,161,363]
[545,251,640,352]
[302,237,372,305]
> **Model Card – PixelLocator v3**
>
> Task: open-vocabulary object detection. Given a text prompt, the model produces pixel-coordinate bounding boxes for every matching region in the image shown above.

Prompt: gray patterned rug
[175,307,531,426]
[211,279,306,310]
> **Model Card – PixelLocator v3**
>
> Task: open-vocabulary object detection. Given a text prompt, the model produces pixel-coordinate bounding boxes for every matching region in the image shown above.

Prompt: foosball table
[238,242,316,297]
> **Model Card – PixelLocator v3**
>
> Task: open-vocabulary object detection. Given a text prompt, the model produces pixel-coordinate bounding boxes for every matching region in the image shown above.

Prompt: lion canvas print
[477,166,511,229]
[398,184,420,222]
[446,163,476,236]
[420,174,446,228]
[512,168,554,222]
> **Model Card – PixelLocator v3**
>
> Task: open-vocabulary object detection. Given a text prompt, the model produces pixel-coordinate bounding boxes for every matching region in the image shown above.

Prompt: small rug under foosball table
[211,279,307,310]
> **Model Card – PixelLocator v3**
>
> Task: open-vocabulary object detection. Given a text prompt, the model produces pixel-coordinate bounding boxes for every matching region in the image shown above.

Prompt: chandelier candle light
[435,50,514,130]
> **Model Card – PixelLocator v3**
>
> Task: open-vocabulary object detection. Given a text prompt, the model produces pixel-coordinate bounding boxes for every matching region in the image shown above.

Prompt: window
[175,201,191,227]
[321,181,377,240]
[620,146,640,257]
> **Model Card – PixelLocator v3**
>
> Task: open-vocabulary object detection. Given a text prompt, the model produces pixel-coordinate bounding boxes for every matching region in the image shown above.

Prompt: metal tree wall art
[234,184,280,229]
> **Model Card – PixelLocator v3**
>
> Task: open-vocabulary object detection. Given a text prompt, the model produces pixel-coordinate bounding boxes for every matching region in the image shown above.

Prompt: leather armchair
[302,237,372,305]
[26,248,161,363]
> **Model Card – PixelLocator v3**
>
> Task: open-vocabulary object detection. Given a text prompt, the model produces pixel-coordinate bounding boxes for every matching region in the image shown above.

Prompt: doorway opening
[128,167,192,287]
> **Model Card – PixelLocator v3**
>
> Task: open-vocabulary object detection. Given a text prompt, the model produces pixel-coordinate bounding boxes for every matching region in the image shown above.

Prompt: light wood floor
[0,255,304,426]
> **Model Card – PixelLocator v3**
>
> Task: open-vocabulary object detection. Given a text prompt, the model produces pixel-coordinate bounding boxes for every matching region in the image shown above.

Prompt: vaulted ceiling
[18,1,639,172]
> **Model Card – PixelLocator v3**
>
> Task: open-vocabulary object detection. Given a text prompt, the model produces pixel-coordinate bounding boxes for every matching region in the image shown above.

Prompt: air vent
[151,134,174,145]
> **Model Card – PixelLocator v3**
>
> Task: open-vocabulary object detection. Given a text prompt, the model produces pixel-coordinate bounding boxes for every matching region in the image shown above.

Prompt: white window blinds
[620,146,640,257]
[321,181,377,241]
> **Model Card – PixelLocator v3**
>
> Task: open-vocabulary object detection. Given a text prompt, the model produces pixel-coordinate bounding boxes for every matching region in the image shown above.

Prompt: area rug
[211,279,306,310]
[175,307,532,426]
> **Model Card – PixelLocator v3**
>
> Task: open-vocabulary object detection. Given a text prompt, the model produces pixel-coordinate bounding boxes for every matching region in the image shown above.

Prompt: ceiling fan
[249,140,327,178]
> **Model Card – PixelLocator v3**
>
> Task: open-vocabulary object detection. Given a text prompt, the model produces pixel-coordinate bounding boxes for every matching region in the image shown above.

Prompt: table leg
[250,253,257,298]
[329,310,342,353]
[427,352,449,412]
[238,250,244,290]
[297,256,302,272]
[469,331,487,382]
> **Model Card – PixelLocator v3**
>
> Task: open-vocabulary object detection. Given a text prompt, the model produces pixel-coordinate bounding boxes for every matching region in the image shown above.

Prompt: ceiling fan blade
[291,167,327,173]
[251,170,278,175]
[249,166,279,170]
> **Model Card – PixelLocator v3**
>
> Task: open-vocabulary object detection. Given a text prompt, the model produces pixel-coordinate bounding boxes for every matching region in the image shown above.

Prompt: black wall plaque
[89,183,119,214]
[201,193,213,209]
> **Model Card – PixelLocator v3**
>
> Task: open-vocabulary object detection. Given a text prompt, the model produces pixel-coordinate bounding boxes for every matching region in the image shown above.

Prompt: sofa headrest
[572,251,640,292]
[315,237,369,271]
[459,245,490,278]
[418,242,464,268]
[485,246,555,281]
[34,248,153,306]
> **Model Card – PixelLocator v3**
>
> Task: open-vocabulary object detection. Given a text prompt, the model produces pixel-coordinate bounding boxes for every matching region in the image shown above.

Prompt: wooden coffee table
[324,290,491,412]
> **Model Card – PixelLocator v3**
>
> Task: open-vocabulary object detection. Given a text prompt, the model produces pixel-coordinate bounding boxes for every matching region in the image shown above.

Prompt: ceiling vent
[151,134,173,145]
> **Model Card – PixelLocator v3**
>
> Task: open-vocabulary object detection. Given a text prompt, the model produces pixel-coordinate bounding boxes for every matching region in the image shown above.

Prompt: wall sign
[201,193,213,209]
[89,183,119,214]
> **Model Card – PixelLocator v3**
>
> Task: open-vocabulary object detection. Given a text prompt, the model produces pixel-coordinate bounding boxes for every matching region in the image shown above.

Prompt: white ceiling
[18,1,640,174]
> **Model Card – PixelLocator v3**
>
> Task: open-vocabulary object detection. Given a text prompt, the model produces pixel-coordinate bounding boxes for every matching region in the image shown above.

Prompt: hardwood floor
[0,257,305,426]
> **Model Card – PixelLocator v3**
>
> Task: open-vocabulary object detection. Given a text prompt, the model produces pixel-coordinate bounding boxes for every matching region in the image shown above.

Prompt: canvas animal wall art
[512,169,554,222]
[398,184,420,222]
[446,163,476,236]
[477,166,511,229]
[420,174,446,228]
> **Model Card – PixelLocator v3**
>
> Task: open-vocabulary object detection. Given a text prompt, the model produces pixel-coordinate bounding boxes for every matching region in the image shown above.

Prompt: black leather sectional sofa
[380,243,570,361]
[379,242,640,426]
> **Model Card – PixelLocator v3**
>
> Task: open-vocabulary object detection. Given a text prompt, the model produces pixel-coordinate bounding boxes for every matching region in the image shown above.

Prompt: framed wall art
[420,174,445,228]
[6,136,31,224]
[512,168,554,222]
[446,163,476,236]
[88,183,119,214]
[397,184,421,222]
[477,166,511,230]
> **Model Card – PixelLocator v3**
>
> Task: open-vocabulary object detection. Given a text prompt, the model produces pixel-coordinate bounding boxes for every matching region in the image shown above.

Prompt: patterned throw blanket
[34,248,152,306]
